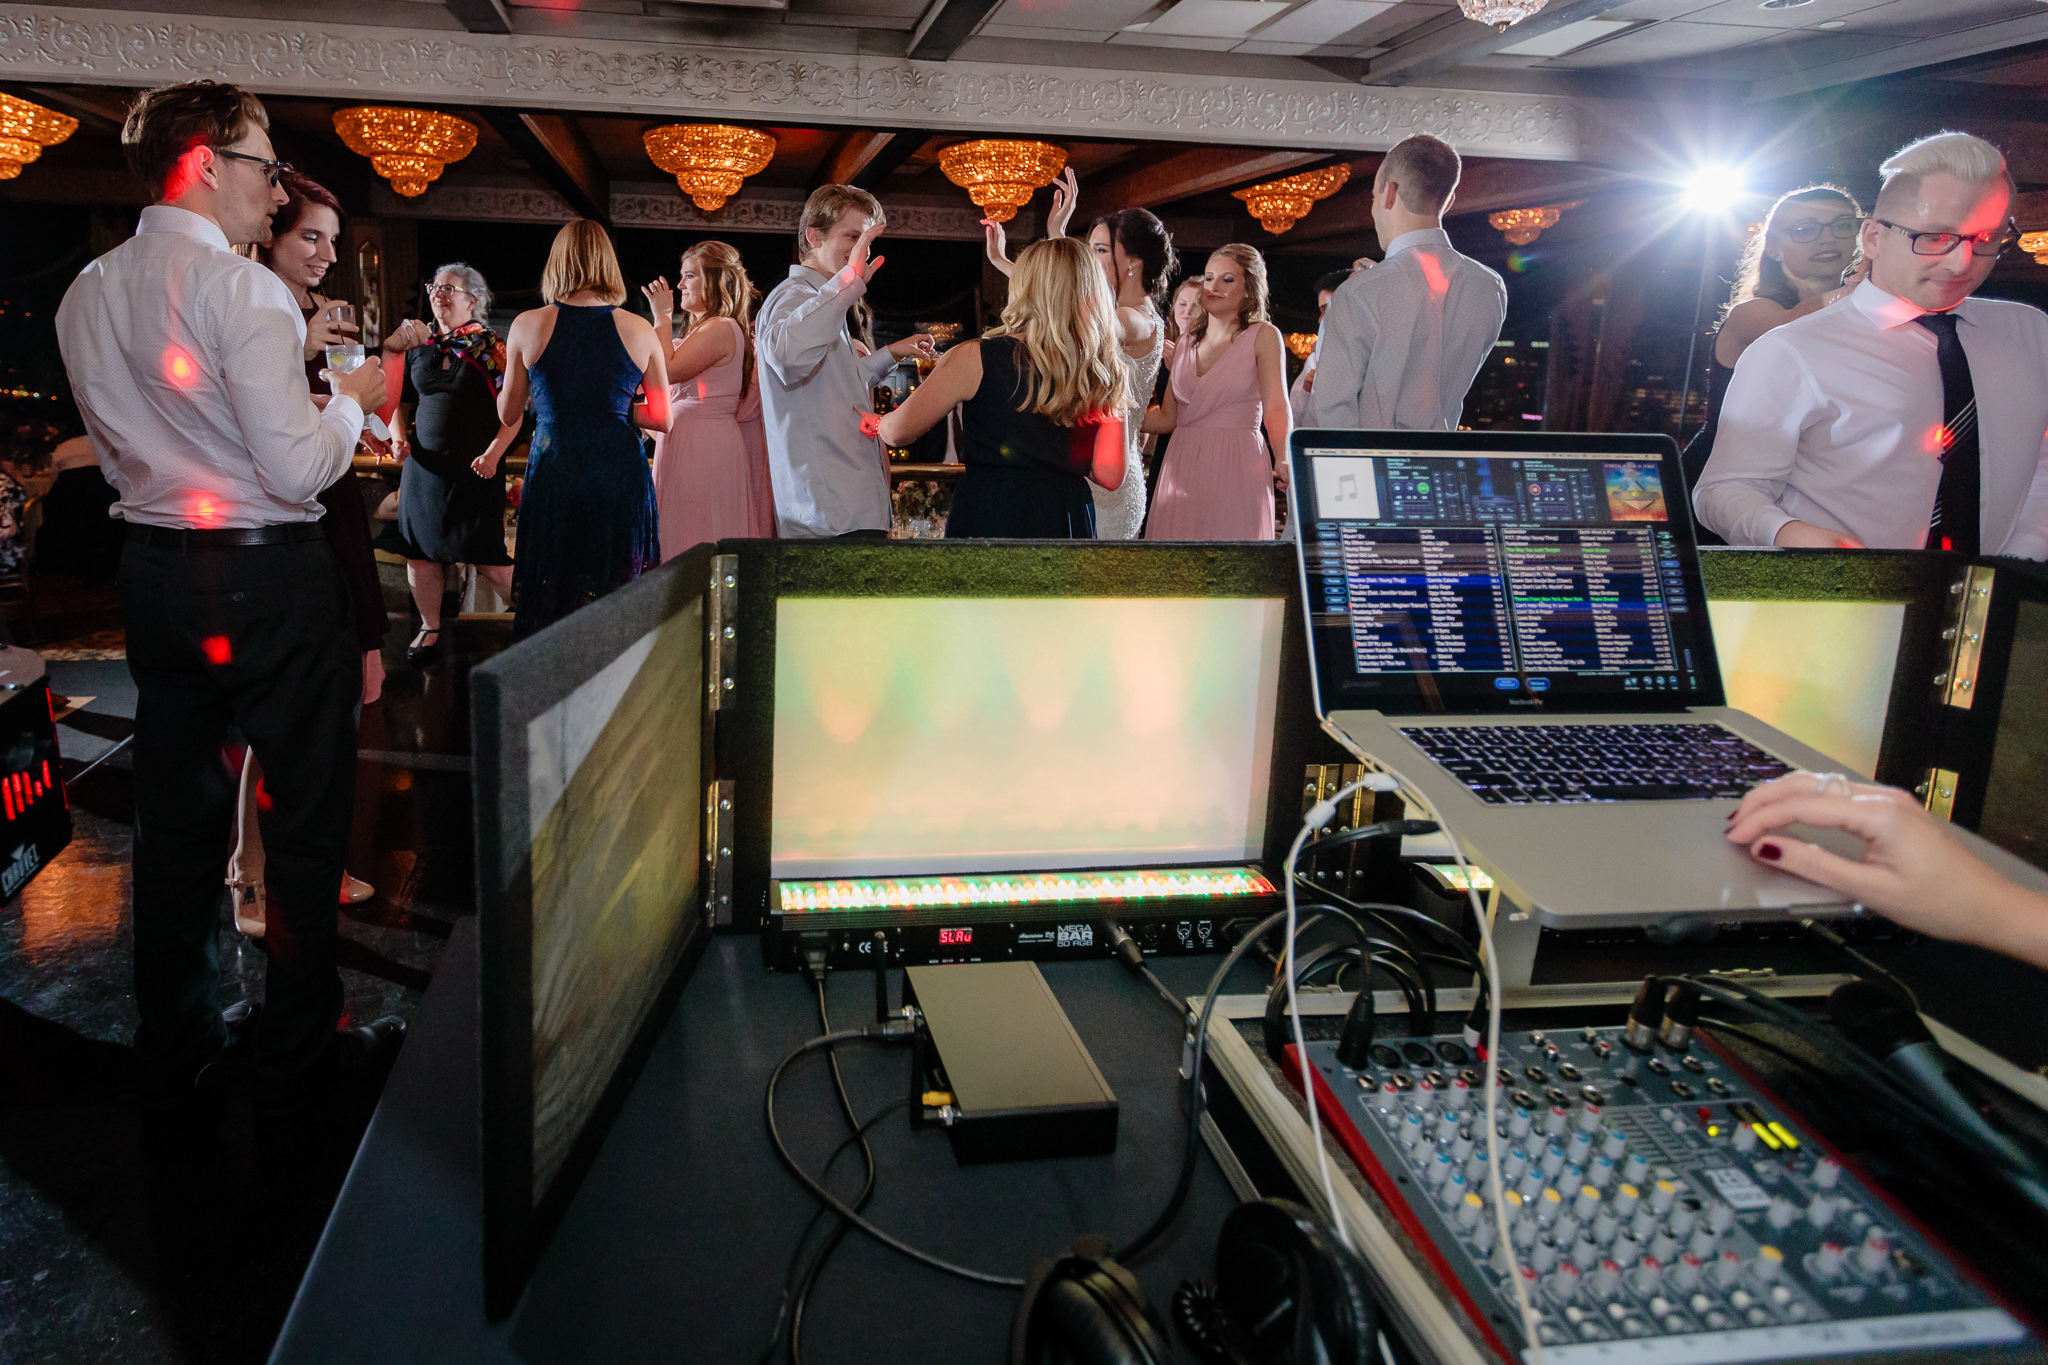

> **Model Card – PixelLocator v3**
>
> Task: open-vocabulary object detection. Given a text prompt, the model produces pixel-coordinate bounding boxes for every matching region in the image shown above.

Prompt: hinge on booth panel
[704,779,736,925]
[1916,768,1959,823]
[707,554,739,712]
[1933,565,1994,710]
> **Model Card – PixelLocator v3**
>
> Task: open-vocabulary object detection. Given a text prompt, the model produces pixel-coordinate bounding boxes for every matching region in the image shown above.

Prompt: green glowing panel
[777,865,1277,913]
[1707,599,1904,778]
[772,597,1285,878]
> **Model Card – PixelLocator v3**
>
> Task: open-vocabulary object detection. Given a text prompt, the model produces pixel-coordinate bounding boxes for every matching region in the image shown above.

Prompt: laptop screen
[1291,432,1725,715]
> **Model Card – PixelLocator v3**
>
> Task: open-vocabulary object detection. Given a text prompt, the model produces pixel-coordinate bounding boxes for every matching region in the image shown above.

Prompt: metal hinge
[1933,565,1995,709]
[707,554,739,711]
[704,778,736,926]
[1916,767,1959,822]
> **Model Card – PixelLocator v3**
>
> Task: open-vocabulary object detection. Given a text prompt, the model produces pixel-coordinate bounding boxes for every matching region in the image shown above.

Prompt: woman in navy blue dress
[498,220,672,639]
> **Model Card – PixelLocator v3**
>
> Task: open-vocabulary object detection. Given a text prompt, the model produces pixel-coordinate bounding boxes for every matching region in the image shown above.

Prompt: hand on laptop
[1727,771,2048,969]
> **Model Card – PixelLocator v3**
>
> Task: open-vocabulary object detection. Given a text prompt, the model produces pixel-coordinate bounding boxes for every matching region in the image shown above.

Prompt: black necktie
[1915,311,1980,557]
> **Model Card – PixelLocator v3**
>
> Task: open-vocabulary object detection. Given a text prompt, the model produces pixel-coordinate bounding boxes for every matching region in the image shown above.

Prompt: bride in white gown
[984,172,1176,539]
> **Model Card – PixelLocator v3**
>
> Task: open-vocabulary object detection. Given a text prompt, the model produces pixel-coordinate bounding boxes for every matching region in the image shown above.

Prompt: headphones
[1009,1200,1379,1365]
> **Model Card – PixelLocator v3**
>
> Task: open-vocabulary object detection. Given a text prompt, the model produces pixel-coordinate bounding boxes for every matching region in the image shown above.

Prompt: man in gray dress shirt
[1306,134,1507,431]
[757,185,934,538]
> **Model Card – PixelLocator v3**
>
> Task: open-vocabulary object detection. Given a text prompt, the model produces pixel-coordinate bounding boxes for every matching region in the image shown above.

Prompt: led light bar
[777,865,1276,914]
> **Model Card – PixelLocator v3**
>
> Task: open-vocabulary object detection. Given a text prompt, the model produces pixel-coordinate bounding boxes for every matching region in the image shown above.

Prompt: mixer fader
[1291,1024,2040,1363]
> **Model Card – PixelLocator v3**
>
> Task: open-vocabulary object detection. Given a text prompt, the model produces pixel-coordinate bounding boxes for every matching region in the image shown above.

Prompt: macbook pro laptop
[1287,429,1869,928]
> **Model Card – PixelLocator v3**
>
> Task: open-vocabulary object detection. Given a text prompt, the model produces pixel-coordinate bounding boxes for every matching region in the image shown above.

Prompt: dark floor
[0,574,500,1365]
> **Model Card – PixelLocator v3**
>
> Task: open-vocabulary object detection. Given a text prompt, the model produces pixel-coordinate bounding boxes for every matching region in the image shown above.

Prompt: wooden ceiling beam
[907,0,1005,61]
[1083,147,1332,218]
[813,131,897,190]
[485,110,609,223]
[444,0,514,35]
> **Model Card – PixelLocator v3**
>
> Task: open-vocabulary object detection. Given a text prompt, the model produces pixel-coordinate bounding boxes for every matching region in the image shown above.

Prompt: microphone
[1830,980,2048,1219]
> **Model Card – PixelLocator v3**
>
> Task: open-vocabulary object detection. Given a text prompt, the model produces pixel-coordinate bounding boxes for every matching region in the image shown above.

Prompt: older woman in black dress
[388,263,521,661]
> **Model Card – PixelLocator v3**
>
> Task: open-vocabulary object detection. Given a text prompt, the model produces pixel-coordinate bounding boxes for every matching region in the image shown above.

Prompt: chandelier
[644,124,778,212]
[332,106,478,197]
[1456,0,1549,31]
[0,92,78,181]
[1233,164,1352,235]
[1487,201,1580,246]
[936,140,1068,223]
[2022,230,2048,266]
[1285,332,1317,360]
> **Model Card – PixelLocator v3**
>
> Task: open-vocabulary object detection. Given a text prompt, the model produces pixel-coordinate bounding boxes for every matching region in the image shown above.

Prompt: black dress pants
[119,536,360,1091]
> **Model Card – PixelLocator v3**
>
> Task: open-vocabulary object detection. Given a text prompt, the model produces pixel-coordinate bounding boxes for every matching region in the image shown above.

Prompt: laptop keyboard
[1398,723,1793,804]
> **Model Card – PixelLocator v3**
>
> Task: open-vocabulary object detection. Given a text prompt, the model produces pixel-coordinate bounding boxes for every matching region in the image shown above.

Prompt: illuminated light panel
[777,865,1275,914]
[1424,863,1495,893]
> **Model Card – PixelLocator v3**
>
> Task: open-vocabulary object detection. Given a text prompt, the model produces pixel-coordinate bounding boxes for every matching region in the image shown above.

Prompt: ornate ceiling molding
[0,4,1641,161]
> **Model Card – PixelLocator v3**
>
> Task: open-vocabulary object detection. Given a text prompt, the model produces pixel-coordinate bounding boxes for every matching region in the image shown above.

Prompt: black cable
[766,1028,1027,1288]
[1102,915,1188,1019]
[1798,917,1919,1008]
[1293,879,1489,986]
[786,980,881,1365]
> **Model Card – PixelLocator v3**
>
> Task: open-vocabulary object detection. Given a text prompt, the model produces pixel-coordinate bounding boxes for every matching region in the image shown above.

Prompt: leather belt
[125,523,326,549]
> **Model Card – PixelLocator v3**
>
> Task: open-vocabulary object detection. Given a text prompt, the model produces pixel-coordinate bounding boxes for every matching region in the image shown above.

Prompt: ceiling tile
[1143,0,1293,36]
[1539,17,1767,64]
[987,0,1164,29]
[1495,15,1635,54]
[1106,28,1243,44]
[1250,0,1396,44]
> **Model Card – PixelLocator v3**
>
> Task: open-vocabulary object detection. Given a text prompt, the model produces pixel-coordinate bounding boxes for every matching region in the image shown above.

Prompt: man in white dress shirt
[55,80,398,1116]
[1305,134,1507,431]
[1696,131,2048,556]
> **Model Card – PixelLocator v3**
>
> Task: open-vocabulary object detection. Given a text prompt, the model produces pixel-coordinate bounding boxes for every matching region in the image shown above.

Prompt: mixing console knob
[1610,1232,1642,1271]
[1807,1194,1838,1229]
[1813,1242,1846,1279]
[1629,1258,1663,1295]
[1813,1155,1841,1190]
[1648,1179,1678,1216]
[1707,1202,1736,1234]
[1551,1213,1580,1247]
[1532,1238,1560,1274]
[1457,1192,1486,1231]
[1502,1147,1529,1181]
[1670,1254,1704,1292]
[1765,1197,1797,1231]
[1439,1172,1470,1209]
[1507,1109,1531,1139]
[1566,1131,1593,1164]
[1856,1228,1891,1277]
[1592,1039,1614,1060]
[1541,1144,1567,1178]
[1573,1185,1602,1220]
[1400,1113,1426,1147]
[1622,1153,1651,1187]
[1649,1231,1680,1263]
[1571,1236,1601,1270]
[1425,1152,1454,1187]
[1577,1104,1604,1133]
[1601,1129,1628,1161]
[1514,1215,1540,1249]
[1546,1264,1581,1303]
[1518,1171,1546,1202]
[1436,1113,1461,1144]
[1590,1260,1622,1299]
[1592,1211,1618,1245]
[1668,1205,1697,1238]
[1687,1226,1719,1261]
[1406,1085,1434,1112]
[1451,1132,1476,1163]
[1589,1154,1617,1189]
[1545,1107,1570,1137]
[1733,1123,1759,1153]
[1710,1252,1745,1289]
[1630,1209,1659,1243]
[1752,1246,1784,1283]
[1465,1151,1491,1185]
[1534,1187,1563,1227]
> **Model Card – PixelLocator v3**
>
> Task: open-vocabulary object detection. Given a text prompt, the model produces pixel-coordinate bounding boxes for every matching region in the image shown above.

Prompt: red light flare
[187,493,223,528]
[1415,251,1449,297]
[160,141,209,203]
[201,635,233,666]
[163,346,202,389]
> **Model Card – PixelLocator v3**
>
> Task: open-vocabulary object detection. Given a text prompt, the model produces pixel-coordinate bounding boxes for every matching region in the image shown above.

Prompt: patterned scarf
[433,319,506,394]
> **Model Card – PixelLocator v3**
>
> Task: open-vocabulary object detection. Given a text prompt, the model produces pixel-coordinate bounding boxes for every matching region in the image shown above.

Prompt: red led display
[937,928,973,946]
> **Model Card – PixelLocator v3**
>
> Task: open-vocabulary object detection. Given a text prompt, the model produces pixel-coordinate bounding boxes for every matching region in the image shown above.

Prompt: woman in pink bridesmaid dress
[1143,244,1292,541]
[641,241,774,561]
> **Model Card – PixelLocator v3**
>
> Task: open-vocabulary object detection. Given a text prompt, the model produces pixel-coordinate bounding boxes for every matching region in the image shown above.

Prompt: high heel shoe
[341,873,375,905]
[228,880,266,938]
[405,627,441,665]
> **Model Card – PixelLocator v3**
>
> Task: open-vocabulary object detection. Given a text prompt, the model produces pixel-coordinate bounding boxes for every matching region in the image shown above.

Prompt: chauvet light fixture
[1488,201,1580,245]
[0,92,78,181]
[1234,163,1351,235]
[332,107,477,197]
[936,140,1068,223]
[1457,0,1548,30]
[643,124,778,211]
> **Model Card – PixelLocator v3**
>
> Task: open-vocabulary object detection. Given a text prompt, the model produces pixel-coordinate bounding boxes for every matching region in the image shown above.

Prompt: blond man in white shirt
[1696,132,2048,556]
[55,80,399,1117]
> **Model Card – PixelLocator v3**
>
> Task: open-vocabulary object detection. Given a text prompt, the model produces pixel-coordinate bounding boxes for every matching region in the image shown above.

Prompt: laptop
[1286,429,1868,928]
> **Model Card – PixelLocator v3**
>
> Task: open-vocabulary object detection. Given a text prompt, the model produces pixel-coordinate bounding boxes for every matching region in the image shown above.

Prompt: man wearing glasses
[55,80,400,1124]
[1696,131,2048,557]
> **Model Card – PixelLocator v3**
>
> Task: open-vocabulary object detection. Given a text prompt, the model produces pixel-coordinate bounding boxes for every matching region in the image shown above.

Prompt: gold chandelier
[1233,164,1351,235]
[1456,0,1548,31]
[2022,230,2048,266]
[644,124,778,212]
[1285,332,1317,360]
[332,106,478,197]
[0,92,78,181]
[1488,201,1580,246]
[936,140,1067,223]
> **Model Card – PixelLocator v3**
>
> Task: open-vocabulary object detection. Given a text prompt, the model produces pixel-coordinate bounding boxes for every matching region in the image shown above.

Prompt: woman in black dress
[388,262,520,660]
[875,237,1129,538]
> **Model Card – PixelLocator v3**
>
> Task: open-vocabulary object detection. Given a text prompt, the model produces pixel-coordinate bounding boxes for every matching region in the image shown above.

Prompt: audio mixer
[1289,1025,2041,1364]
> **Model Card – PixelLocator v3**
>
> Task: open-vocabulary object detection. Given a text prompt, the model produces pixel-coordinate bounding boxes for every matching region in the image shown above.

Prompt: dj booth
[272,526,2048,1364]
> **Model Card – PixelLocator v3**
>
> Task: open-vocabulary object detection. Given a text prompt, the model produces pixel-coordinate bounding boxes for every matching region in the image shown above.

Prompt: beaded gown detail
[1092,315,1161,540]
[510,304,659,639]
[1145,327,1274,541]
